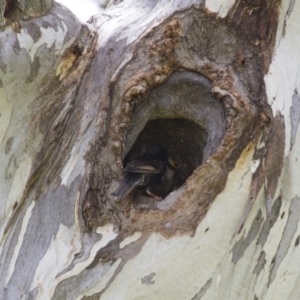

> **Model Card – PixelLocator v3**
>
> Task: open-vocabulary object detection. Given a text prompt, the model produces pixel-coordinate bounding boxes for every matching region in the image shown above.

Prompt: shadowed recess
[124,118,208,198]
[121,71,226,201]
[124,71,226,162]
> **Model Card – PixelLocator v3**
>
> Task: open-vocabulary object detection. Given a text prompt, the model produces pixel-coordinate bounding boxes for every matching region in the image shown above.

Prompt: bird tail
[111,182,135,199]
[112,172,143,199]
[111,174,138,199]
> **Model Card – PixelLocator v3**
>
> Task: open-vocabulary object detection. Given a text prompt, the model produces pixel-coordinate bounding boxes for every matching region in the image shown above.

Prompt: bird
[112,145,176,200]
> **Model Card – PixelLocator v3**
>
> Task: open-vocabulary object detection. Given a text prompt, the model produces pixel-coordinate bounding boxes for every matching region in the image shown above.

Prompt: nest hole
[123,118,208,199]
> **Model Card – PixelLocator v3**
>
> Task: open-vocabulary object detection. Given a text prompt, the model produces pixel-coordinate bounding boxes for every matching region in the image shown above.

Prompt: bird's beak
[168,157,178,169]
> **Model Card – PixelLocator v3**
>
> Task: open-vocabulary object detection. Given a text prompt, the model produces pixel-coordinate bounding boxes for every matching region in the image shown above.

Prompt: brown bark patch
[56,45,84,79]
[228,0,282,72]
[3,0,53,23]
[250,113,285,206]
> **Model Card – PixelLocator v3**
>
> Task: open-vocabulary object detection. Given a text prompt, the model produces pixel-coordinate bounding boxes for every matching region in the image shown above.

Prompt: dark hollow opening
[123,118,208,200]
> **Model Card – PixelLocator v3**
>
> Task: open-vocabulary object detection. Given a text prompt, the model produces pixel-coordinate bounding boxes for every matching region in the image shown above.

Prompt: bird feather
[124,159,160,174]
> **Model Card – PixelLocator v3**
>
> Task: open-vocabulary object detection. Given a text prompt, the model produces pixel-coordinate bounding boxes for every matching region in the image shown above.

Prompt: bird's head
[143,145,178,169]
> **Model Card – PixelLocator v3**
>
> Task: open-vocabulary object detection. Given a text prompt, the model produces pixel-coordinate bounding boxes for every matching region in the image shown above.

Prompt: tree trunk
[0,0,298,299]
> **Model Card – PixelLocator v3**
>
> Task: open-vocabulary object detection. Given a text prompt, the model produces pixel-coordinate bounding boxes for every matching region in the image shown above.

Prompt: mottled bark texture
[1,0,296,299]
[0,0,52,25]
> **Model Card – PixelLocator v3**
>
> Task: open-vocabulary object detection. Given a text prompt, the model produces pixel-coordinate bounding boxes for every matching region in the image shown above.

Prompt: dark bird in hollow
[112,145,176,200]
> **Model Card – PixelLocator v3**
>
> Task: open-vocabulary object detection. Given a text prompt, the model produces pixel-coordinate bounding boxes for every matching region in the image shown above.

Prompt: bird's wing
[125,159,160,174]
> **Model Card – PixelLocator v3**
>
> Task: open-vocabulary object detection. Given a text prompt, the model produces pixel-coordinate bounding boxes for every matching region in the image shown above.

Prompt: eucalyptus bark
[0,0,299,299]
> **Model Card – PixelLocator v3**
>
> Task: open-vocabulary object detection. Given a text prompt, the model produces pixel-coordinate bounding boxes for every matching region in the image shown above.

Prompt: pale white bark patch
[156,188,184,211]
[17,22,69,63]
[282,119,300,199]
[99,144,254,300]
[256,133,266,150]
[56,0,103,22]
[5,201,35,286]
[265,0,300,156]
[55,224,117,282]
[5,157,32,218]
[215,274,221,297]
[261,16,300,300]
[203,181,299,300]
[265,0,300,205]
[262,199,300,300]
[202,191,263,299]
[95,0,196,47]
[60,121,96,187]
[205,0,236,18]
[200,187,285,300]
[30,194,82,299]
[120,232,142,249]
[251,159,260,173]
[110,53,133,83]
[0,88,12,146]
[74,258,122,300]
[61,152,80,186]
